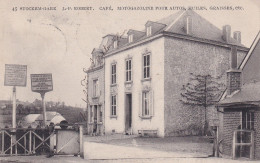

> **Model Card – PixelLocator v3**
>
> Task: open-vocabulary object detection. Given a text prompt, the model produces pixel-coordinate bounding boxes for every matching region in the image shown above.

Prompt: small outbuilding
[217,31,260,160]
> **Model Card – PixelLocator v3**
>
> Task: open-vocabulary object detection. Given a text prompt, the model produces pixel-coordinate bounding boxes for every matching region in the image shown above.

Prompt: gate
[54,129,80,155]
[0,128,53,156]
[232,129,254,159]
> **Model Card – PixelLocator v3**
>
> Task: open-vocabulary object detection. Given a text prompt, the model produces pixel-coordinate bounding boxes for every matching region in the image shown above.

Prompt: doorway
[125,94,132,133]
[93,105,98,134]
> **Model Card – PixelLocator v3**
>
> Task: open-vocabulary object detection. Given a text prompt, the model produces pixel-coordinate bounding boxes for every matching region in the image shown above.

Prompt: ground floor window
[142,91,151,116]
[111,95,117,116]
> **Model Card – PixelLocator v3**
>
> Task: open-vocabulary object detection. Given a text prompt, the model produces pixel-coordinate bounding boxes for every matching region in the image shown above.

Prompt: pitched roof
[105,10,246,54]
[218,81,260,106]
[218,31,260,102]
[161,10,244,46]
[239,31,260,70]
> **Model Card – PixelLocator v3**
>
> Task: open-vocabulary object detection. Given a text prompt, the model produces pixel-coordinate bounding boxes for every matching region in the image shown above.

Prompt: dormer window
[114,40,118,48]
[146,26,152,36]
[128,34,133,43]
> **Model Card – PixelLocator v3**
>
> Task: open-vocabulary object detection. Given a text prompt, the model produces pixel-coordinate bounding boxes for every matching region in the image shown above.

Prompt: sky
[0,0,259,107]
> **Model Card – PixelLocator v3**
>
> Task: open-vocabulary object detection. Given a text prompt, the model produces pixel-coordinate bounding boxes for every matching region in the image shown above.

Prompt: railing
[0,128,53,156]
[232,129,254,159]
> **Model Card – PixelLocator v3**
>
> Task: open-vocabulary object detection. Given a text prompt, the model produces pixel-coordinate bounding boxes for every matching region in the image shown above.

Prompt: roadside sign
[31,74,53,93]
[4,64,27,86]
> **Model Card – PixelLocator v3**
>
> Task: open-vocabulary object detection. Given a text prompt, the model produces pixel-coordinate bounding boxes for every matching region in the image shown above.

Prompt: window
[142,91,150,116]
[89,106,93,123]
[111,95,117,116]
[143,53,150,79]
[111,64,116,84]
[99,109,103,122]
[93,79,99,97]
[242,111,254,130]
[128,34,133,43]
[126,59,132,81]
[114,40,118,48]
[146,26,152,36]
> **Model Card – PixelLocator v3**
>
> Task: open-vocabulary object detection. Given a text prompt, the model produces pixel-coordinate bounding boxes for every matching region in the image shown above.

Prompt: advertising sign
[31,74,53,93]
[4,64,27,86]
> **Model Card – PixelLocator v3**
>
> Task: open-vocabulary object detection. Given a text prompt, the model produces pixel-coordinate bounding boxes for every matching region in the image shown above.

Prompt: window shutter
[150,90,154,116]
[139,92,142,117]
[116,94,118,116]
[110,96,112,116]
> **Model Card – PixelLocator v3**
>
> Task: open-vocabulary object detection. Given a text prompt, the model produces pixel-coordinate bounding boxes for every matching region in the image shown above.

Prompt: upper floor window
[146,26,152,36]
[242,111,254,130]
[93,79,99,97]
[143,53,150,79]
[111,95,117,116]
[128,34,133,43]
[126,59,132,82]
[111,64,117,84]
[114,40,118,48]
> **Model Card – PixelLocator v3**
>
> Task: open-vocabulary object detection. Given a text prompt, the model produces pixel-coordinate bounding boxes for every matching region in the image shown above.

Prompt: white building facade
[104,38,165,137]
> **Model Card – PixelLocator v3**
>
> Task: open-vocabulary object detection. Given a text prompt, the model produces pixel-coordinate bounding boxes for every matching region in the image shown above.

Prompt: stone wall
[164,36,247,136]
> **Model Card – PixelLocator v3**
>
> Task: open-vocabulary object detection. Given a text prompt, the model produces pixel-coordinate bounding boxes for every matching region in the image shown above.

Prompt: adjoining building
[85,38,112,135]
[87,10,249,137]
[217,31,260,159]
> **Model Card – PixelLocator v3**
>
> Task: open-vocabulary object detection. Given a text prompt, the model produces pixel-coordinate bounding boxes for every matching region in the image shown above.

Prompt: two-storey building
[88,10,249,137]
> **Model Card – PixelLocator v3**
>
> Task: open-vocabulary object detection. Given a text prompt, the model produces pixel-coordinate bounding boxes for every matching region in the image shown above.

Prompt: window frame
[241,110,254,130]
[125,59,132,82]
[93,79,99,97]
[114,40,118,48]
[111,63,117,85]
[128,34,133,43]
[146,26,152,36]
[139,90,153,119]
[143,53,151,79]
[111,94,117,117]
[142,91,150,116]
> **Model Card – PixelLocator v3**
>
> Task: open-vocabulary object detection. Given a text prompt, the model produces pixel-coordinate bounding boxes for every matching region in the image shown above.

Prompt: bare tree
[180,73,224,135]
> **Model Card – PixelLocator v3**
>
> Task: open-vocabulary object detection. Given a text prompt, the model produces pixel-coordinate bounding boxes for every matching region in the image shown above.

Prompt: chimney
[230,46,237,69]
[222,25,231,43]
[184,16,192,35]
[233,31,241,44]
[226,46,241,95]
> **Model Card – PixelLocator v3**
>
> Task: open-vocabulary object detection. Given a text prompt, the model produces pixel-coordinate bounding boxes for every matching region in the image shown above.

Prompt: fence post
[29,131,32,154]
[1,131,4,154]
[10,135,13,155]
[215,126,219,157]
[250,131,255,160]
[79,125,83,157]
[232,130,237,159]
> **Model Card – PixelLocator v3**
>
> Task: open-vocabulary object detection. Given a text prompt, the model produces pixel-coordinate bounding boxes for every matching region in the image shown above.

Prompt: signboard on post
[4,64,27,129]
[4,64,27,87]
[31,73,53,127]
[31,74,53,93]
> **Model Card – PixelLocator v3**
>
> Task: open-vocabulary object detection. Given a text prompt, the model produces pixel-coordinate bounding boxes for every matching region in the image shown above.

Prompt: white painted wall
[104,37,165,137]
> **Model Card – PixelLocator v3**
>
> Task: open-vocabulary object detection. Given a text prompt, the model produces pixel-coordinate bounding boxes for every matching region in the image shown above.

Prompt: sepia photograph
[0,0,259,162]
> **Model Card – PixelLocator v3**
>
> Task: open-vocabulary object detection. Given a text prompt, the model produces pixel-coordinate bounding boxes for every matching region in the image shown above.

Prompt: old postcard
[0,0,259,162]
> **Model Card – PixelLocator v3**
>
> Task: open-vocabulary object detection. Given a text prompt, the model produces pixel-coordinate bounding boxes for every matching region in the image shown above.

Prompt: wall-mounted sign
[4,64,27,87]
[31,74,53,93]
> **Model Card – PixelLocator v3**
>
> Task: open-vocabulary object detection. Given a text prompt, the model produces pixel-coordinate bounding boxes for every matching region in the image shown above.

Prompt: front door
[125,94,132,132]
